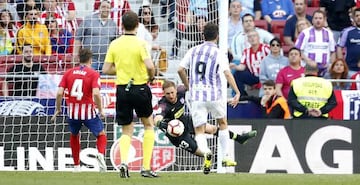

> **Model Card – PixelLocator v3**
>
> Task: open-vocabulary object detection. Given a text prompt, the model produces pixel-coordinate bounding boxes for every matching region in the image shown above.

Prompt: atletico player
[51,48,107,172]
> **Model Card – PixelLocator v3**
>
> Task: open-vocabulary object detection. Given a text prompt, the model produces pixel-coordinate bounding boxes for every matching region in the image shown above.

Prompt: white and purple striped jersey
[295,26,336,70]
[179,42,230,102]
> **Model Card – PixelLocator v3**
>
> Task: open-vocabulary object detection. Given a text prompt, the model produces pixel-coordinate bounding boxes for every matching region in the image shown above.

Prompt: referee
[102,11,157,178]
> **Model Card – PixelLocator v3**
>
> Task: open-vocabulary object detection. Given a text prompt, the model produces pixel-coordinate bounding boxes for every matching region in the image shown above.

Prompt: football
[167,119,185,137]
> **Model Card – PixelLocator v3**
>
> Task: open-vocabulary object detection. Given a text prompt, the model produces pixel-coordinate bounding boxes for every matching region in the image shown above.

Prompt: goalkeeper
[154,80,257,157]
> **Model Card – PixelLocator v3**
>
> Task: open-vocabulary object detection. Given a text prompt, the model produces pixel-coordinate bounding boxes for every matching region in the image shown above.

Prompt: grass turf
[1,171,360,185]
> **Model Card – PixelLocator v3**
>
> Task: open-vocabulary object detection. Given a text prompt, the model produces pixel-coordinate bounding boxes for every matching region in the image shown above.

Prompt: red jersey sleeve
[91,72,101,89]
[59,70,69,88]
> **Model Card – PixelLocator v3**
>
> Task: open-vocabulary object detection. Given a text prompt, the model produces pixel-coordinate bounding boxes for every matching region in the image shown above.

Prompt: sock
[218,129,230,158]
[142,129,155,170]
[195,134,211,154]
[96,134,107,155]
[70,133,80,165]
[119,134,131,165]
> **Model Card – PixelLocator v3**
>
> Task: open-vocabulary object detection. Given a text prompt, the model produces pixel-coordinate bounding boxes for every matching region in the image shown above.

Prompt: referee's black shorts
[116,84,153,125]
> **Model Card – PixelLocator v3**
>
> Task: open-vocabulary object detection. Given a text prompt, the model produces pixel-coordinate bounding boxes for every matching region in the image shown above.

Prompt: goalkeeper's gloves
[156,119,169,131]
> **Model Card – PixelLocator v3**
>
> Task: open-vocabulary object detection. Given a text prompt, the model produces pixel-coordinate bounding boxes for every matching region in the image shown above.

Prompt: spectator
[320,0,355,42]
[323,59,351,90]
[230,30,270,96]
[93,0,131,34]
[230,13,274,62]
[16,7,51,55]
[138,5,156,31]
[45,16,73,54]
[239,80,291,119]
[0,9,19,47]
[259,37,288,96]
[2,44,46,96]
[261,0,295,24]
[171,16,206,58]
[160,0,175,30]
[57,0,78,34]
[16,0,41,25]
[350,71,360,90]
[74,0,118,71]
[228,0,243,49]
[337,7,360,76]
[0,0,19,23]
[40,0,64,28]
[230,0,261,20]
[275,47,304,99]
[283,0,312,46]
[0,25,13,55]
[294,17,311,40]
[288,63,337,119]
[137,5,155,51]
[295,10,336,76]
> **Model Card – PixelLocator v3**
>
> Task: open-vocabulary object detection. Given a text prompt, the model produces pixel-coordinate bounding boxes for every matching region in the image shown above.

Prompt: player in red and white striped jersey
[51,48,107,172]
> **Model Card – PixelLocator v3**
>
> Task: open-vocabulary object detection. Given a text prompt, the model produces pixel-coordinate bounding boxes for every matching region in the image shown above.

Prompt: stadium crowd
[0,0,359,118]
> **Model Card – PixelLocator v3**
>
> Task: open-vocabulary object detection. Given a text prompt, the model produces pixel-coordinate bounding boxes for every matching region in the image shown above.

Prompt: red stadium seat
[311,0,320,7]
[282,45,292,57]
[270,20,286,44]
[254,20,268,31]
[306,7,318,16]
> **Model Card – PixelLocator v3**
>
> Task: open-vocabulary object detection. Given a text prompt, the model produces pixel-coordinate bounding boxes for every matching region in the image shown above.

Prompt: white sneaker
[96,153,107,172]
[73,165,81,173]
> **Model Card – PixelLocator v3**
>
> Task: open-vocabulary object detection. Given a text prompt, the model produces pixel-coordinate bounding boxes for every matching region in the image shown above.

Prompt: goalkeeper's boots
[140,168,159,178]
[119,163,130,178]
[222,159,237,167]
[236,130,257,144]
[203,152,212,175]
[96,153,107,173]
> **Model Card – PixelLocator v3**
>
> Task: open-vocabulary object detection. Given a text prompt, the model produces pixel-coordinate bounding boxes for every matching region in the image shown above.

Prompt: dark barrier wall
[1,116,359,174]
[229,119,360,174]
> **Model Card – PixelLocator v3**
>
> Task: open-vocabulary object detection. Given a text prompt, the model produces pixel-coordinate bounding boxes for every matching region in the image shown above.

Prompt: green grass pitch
[1,171,360,185]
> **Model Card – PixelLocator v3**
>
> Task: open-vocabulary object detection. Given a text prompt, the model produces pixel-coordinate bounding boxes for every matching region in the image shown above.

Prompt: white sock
[218,129,230,158]
[195,134,211,154]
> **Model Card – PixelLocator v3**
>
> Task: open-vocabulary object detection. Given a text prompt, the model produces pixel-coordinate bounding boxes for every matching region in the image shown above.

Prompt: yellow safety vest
[292,76,333,118]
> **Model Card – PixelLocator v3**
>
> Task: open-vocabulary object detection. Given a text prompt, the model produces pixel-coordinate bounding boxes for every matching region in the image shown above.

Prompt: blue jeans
[233,69,259,96]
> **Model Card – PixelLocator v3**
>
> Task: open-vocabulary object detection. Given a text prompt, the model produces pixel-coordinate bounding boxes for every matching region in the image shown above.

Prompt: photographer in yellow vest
[288,62,337,119]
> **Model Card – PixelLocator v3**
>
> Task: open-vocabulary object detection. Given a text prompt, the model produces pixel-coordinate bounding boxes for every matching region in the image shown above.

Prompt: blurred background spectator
[283,0,312,46]
[337,7,360,76]
[16,0,41,25]
[259,37,288,96]
[74,0,118,71]
[93,0,131,33]
[295,10,336,76]
[320,0,355,43]
[228,0,243,49]
[16,6,51,55]
[275,47,304,99]
[230,30,270,96]
[2,44,46,96]
[0,24,12,55]
[261,0,295,24]
[323,58,351,90]
[57,0,78,34]
[45,16,73,54]
[0,0,19,23]
[230,14,273,63]
[231,0,261,20]
[294,17,311,40]
[0,9,20,47]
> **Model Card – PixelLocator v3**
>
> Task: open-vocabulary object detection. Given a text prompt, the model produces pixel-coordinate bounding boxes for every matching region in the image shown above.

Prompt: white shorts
[191,100,226,128]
